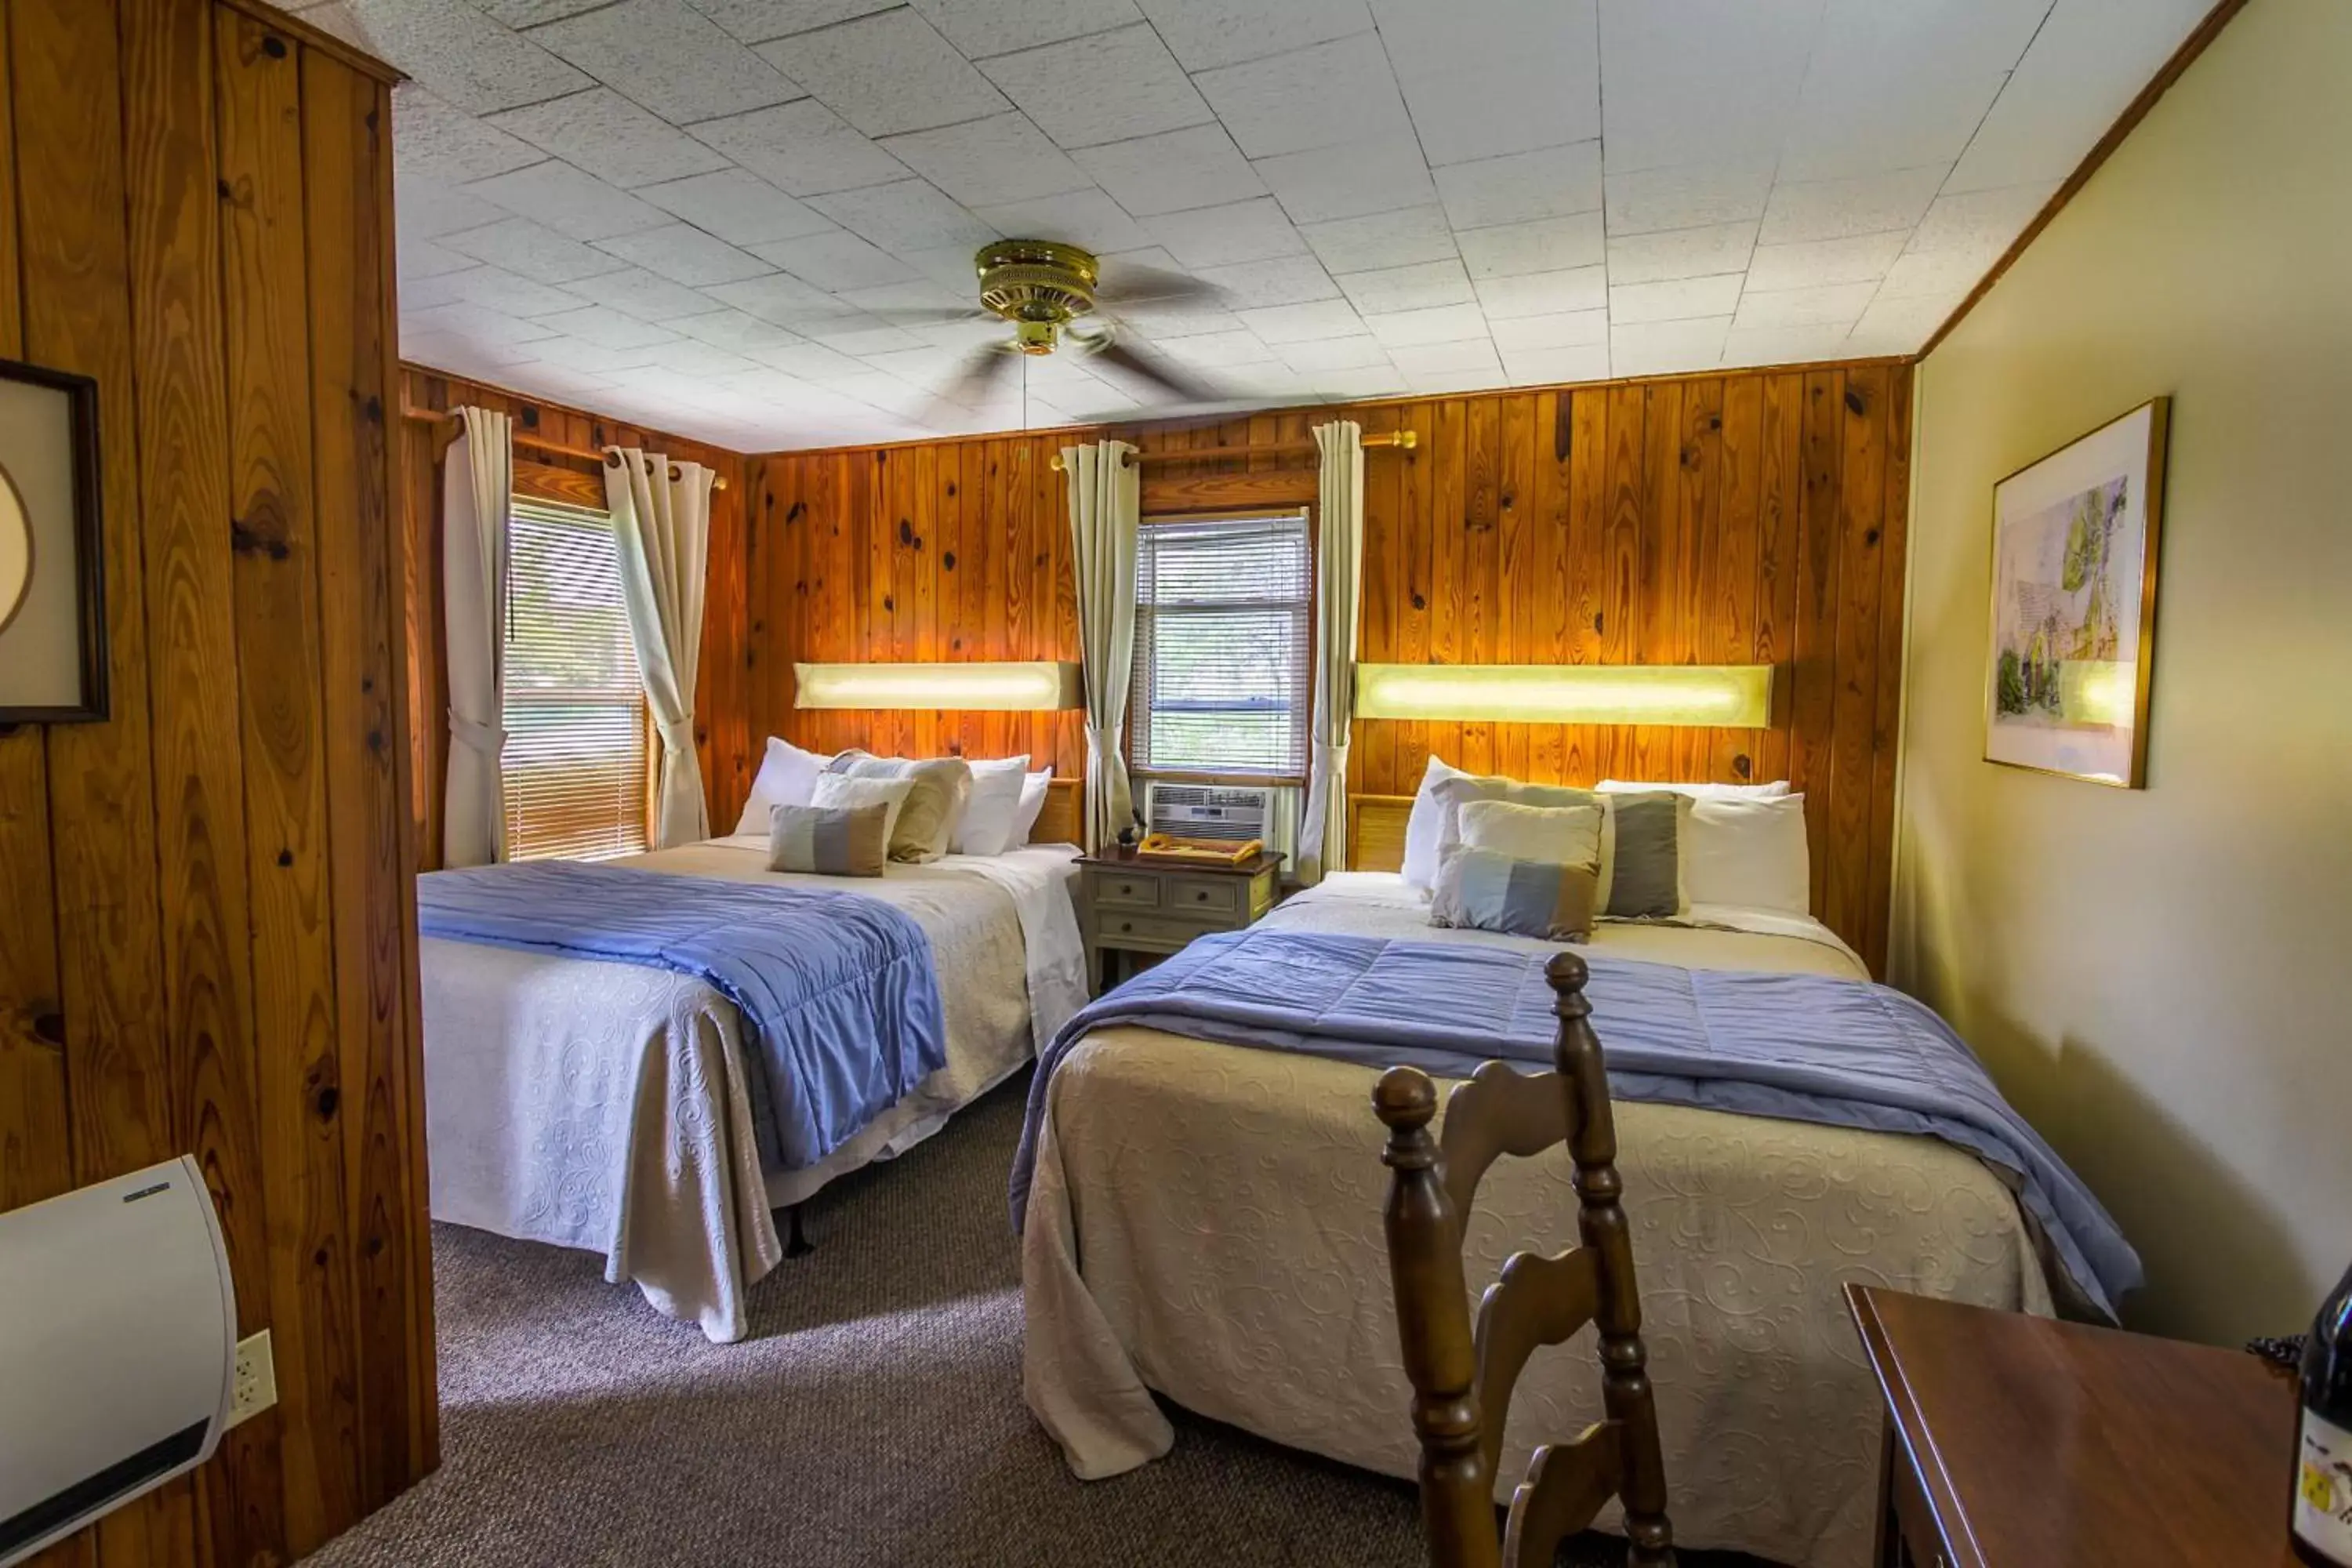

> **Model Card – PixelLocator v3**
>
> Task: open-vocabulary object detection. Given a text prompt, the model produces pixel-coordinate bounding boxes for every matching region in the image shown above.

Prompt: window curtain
[1298,419,1365,883]
[1062,439,1139,851]
[603,447,713,848]
[442,405,513,868]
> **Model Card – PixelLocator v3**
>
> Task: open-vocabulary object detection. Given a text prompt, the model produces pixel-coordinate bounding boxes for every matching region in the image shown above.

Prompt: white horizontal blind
[501,499,648,862]
[1129,511,1312,779]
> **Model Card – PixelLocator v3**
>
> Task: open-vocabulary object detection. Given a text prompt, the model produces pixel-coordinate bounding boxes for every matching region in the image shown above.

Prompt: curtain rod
[399,405,731,490]
[1047,430,1417,472]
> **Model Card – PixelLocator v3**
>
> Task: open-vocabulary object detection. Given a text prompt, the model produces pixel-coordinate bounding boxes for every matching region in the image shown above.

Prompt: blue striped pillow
[1430,848,1599,942]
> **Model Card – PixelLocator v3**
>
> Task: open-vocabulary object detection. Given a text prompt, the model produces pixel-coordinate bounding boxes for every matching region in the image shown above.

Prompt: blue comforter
[1010,927,2140,1318]
[419,862,946,1172]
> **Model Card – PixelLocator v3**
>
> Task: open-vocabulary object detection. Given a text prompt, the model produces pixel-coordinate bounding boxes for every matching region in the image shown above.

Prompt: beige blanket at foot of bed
[1022,1029,2052,1568]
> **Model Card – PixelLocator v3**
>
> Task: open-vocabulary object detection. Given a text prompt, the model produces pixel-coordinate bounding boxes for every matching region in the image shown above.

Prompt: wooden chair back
[1374,950,1676,1568]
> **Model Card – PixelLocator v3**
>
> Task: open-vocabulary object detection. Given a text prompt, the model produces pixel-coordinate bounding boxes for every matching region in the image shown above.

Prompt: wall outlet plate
[228,1328,276,1428]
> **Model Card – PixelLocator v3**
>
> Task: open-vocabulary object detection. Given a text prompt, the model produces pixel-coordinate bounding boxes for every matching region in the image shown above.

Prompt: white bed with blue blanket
[1018,869,2135,1568]
[417,835,1084,1345]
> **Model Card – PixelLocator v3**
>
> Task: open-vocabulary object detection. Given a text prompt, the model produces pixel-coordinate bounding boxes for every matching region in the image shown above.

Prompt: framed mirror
[0,358,104,724]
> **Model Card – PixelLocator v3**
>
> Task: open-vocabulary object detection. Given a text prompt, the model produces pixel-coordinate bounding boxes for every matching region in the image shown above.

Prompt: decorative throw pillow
[1599,790,1692,920]
[733,735,833,836]
[1682,793,1810,913]
[1458,800,1603,869]
[808,774,914,852]
[1400,755,1471,890]
[1431,848,1599,943]
[768,802,889,877]
[951,755,1030,857]
[828,751,973,862]
[1432,774,1597,869]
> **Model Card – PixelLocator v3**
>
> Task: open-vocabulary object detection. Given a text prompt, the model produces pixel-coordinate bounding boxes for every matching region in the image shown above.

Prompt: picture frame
[0,357,105,724]
[1983,397,2169,788]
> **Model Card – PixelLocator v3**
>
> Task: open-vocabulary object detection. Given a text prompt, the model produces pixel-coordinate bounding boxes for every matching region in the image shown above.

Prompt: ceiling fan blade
[1082,336,1218,406]
[921,343,1020,423]
[1093,264,1224,307]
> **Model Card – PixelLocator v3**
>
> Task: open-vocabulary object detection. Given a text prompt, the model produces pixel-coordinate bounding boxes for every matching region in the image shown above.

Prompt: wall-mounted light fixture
[793,660,1083,712]
[1354,663,1776,728]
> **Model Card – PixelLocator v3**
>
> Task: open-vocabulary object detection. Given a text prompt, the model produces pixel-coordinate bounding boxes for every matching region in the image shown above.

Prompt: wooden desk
[1846,1284,2301,1568]
[1075,849,1281,994]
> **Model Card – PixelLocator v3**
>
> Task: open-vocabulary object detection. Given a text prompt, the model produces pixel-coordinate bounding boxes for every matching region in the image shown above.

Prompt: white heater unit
[0,1156,236,1566]
[1145,781,1276,844]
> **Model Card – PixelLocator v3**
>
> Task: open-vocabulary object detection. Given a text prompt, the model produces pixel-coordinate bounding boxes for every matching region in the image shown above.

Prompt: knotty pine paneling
[0,2,432,1564]
[744,365,1911,970]
[397,368,754,858]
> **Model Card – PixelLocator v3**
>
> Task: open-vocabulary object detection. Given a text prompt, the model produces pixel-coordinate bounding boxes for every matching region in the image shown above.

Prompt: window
[501,499,648,862]
[1128,511,1312,779]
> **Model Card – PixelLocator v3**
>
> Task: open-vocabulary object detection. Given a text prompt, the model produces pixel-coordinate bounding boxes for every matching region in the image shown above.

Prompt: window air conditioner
[1145,782,1274,844]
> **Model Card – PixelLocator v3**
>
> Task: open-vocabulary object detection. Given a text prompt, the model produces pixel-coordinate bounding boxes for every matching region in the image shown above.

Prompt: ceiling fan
[870,239,1228,418]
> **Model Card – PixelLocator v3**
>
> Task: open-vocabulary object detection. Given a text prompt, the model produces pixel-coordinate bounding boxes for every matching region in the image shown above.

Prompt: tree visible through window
[501,499,648,862]
[1128,511,1312,779]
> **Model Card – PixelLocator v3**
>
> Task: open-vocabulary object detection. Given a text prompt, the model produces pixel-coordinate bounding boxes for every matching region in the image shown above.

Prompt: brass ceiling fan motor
[973,239,1101,354]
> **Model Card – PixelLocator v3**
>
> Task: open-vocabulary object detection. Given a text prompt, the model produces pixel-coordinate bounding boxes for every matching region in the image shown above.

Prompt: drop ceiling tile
[685,0,897,45]
[1878,246,1994,299]
[466,0,611,23]
[1758,165,1944,245]
[529,0,805,124]
[528,304,687,349]
[643,338,767,376]
[1253,133,1434,227]
[487,90,731,188]
[1189,254,1343,309]
[1488,309,1609,351]
[1732,280,1873,330]
[691,100,909,195]
[1134,0,1370,71]
[808,179,998,252]
[1402,365,1501,395]
[973,188,1149,252]
[760,10,1008,136]
[1473,265,1606,321]
[1278,334,1388,372]
[802,318,935,354]
[1776,0,2047,183]
[425,264,587,317]
[440,216,633,282]
[397,231,476,278]
[753,229,923,289]
[1602,220,1754,286]
[1454,212,1604,281]
[392,88,544,183]
[1104,298,1245,337]
[750,338,869,377]
[1609,273,1743,325]
[909,0,1141,57]
[405,299,564,347]
[635,169,838,245]
[338,0,590,115]
[594,223,778,285]
[1298,205,1457,274]
[1946,0,2209,193]
[1741,230,1905,293]
[1907,183,2057,255]
[1719,324,1856,369]
[1335,258,1475,316]
[897,243,996,289]
[465,160,673,240]
[1610,314,1730,376]
[837,278,973,316]
[1158,330,1279,368]
[1500,343,1610,387]
[400,177,515,239]
[1235,299,1364,345]
[1603,160,1774,237]
[667,307,811,350]
[1313,362,1408,400]
[979,24,1211,149]
[567,265,734,321]
[1363,302,1488,349]
[399,327,542,370]
[1850,290,1953,343]
[1596,0,1821,176]
[1192,33,1411,159]
[395,267,479,311]
[1142,198,1306,268]
[1434,142,1603,230]
[880,114,1089,208]
[1372,0,1600,167]
[1072,125,1263,217]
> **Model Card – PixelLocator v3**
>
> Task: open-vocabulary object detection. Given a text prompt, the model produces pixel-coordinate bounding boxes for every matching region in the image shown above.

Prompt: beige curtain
[604,447,713,848]
[442,406,512,868]
[1062,439,1139,851]
[1298,419,1364,883]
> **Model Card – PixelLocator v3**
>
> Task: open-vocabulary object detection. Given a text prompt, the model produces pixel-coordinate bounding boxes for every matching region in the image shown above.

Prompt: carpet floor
[307,1074,1769,1567]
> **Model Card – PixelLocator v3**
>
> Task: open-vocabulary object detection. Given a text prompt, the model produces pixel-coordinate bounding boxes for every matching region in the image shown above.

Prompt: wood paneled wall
[0,2,434,1564]
[397,368,753,858]
[743,366,1911,970]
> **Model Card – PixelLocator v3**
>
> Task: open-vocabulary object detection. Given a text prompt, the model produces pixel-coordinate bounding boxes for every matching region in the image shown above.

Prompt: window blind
[501,499,648,862]
[1128,511,1312,779]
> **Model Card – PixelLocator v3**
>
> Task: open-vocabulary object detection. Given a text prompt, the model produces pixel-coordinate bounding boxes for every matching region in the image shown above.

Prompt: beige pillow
[1457,799,1603,869]
[767,802,889,877]
[1430,774,1597,868]
[829,751,973,863]
[808,774,913,851]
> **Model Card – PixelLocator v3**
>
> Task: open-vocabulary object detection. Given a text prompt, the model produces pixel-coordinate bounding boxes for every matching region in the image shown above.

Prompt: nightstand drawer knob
[1119,920,1132,933]
[1192,890,1208,902]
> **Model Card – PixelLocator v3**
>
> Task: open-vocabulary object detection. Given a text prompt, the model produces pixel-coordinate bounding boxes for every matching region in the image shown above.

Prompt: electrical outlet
[228,1329,276,1428]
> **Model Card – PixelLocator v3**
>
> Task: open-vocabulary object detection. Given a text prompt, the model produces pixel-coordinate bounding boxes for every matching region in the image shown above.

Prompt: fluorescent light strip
[1355,663,1774,728]
[793,660,1083,713]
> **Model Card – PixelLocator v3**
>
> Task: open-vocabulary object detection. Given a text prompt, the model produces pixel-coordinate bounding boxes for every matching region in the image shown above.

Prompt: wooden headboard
[1031,776,1083,848]
[1348,794,1414,874]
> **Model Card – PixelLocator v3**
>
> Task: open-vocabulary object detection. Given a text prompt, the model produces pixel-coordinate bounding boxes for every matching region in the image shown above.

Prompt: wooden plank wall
[0,2,434,1565]
[743,365,1912,970]
[397,368,753,859]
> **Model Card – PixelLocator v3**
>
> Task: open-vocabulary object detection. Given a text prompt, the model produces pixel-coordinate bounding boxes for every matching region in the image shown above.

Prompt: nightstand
[1076,850,1283,994]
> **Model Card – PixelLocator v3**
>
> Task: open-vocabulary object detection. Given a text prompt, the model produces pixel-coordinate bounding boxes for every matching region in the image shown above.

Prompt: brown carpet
[307,1074,1772,1567]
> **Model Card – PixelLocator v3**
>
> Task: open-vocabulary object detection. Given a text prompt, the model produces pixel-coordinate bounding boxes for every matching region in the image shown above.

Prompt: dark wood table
[1846,1283,2303,1568]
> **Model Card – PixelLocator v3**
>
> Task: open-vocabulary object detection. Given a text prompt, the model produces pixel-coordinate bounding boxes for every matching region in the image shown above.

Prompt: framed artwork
[0,358,105,724]
[1984,397,2169,788]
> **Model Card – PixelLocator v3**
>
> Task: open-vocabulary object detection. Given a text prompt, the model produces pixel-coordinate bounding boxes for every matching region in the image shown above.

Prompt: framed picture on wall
[1984,397,2169,787]
[0,358,105,724]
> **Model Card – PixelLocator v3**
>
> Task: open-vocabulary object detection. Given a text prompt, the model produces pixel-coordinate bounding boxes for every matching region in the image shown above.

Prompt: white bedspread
[1021,874,2052,1567]
[423,842,1082,1344]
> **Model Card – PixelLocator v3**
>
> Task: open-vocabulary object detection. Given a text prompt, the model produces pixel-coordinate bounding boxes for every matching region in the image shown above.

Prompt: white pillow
[1457,800,1602,869]
[1012,767,1056,844]
[808,774,914,852]
[952,755,1031,856]
[1682,793,1810,914]
[1598,779,1791,800]
[735,735,833,835]
[1400,755,1470,890]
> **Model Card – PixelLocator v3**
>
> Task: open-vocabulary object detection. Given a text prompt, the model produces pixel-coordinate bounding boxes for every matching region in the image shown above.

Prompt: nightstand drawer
[1095,912,1212,949]
[1164,875,1240,916]
[1093,872,1160,909]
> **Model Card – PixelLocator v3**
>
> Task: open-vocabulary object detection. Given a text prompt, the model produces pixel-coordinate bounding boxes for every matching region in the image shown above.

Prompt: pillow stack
[735,735,1059,865]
